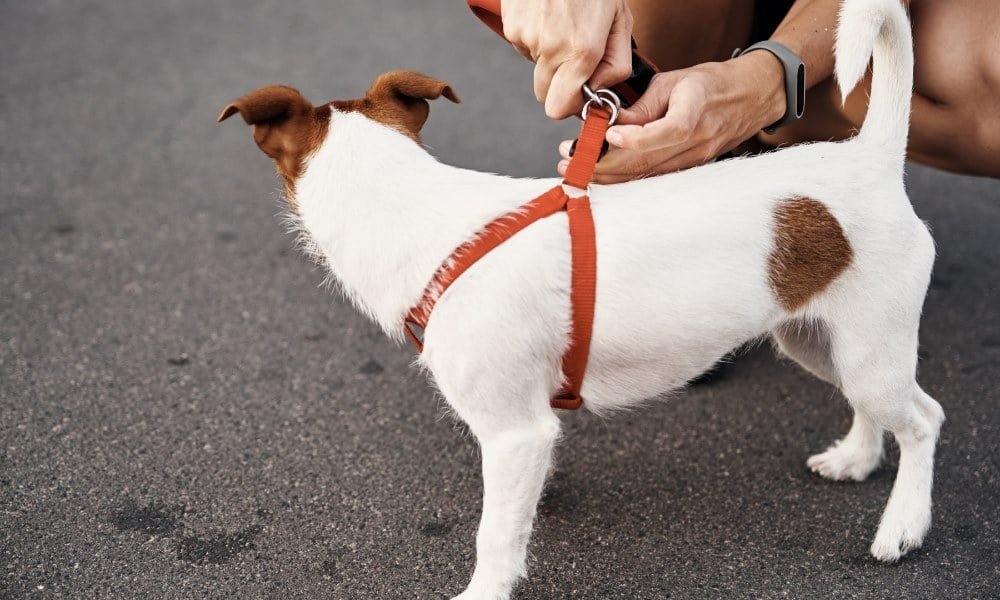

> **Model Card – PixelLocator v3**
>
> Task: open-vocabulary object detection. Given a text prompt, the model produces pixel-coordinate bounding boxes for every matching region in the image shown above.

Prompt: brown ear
[366,71,460,105]
[218,85,330,199]
[217,84,312,126]
[361,71,460,139]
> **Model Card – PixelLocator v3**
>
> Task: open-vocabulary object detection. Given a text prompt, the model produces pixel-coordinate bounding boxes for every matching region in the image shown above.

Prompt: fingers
[558,140,637,173]
[615,71,683,125]
[502,0,634,120]
[557,137,719,183]
[557,151,642,184]
[557,143,652,183]
[557,148,714,183]
[608,82,701,152]
[511,42,534,62]
[637,145,718,178]
[552,58,766,183]
[558,139,573,158]
[533,60,556,104]
[589,7,634,90]
[546,5,632,118]
[544,47,602,119]
[607,111,695,153]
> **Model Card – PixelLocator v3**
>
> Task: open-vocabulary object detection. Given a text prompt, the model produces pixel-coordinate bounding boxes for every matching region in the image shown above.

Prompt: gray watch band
[732,41,805,134]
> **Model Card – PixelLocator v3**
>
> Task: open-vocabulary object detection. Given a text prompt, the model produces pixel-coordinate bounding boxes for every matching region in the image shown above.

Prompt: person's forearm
[770,0,841,89]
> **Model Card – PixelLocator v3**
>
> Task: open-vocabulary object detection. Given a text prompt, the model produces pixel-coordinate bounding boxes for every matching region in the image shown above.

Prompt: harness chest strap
[404,106,611,410]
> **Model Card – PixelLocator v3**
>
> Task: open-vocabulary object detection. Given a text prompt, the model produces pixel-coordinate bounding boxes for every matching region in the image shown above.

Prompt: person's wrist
[731,50,787,131]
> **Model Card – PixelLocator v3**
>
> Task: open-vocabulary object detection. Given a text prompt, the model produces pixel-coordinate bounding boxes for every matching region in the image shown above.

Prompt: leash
[404,90,618,410]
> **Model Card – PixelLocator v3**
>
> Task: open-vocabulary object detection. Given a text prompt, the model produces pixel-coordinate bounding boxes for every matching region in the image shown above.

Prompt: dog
[219,0,942,597]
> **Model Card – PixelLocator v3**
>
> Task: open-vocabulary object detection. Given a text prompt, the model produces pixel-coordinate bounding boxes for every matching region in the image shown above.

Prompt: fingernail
[559,140,572,157]
[606,130,623,146]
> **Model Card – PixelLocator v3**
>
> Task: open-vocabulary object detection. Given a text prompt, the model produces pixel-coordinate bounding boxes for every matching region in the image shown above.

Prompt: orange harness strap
[552,108,607,408]
[405,107,610,410]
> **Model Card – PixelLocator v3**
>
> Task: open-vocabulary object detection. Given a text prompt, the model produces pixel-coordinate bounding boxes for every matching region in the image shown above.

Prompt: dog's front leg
[453,417,560,600]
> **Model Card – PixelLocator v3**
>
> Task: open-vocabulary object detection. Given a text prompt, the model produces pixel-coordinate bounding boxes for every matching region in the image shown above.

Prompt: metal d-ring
[595,88,622,112]
[580,95,619,125]
[580,85,621,125]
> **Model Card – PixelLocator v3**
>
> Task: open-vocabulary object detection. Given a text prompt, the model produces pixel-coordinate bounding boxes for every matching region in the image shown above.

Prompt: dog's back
[436,0,929,414]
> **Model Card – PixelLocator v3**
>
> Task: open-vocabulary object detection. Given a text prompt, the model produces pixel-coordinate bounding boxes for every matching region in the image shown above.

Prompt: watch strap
[733,41,805,134]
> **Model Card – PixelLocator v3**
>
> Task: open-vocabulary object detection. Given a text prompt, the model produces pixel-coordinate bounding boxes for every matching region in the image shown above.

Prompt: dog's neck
[292,109,552,339]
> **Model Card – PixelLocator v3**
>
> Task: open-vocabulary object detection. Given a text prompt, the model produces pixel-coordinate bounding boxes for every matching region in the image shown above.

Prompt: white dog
[220,0,943,597]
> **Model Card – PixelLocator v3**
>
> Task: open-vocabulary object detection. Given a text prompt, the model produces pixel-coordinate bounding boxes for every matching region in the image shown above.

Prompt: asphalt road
[2,1,999,598]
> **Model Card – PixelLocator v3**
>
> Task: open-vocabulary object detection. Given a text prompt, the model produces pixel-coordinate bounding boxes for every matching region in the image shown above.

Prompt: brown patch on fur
[218,85,331,212]
[332,70,460,142]
[769,198,853,311]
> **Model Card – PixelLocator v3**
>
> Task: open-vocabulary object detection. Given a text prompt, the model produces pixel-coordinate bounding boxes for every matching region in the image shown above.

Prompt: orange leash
[405,103,612,410]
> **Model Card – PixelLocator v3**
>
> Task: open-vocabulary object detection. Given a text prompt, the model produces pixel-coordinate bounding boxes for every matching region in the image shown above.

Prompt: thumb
[616,71,683,125]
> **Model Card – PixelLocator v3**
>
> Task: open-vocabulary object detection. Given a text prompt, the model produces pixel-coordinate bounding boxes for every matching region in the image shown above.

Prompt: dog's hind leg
[774,320,885,482]
[821,264,943,560]
[807,408,885,482]
[773,319,840,385]
[830,320,943,561]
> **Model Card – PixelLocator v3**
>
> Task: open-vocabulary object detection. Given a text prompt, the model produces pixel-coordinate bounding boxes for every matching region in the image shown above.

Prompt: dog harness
[403,94,617,410]
[404,0,663,410]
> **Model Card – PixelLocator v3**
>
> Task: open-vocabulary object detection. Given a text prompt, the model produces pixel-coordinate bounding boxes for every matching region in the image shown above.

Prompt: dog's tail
[835,0,913,162]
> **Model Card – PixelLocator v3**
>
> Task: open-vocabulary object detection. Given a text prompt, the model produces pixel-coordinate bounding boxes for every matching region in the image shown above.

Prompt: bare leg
[629,0,1000,176]
[627,0,754,70]
[763,0,1000,178]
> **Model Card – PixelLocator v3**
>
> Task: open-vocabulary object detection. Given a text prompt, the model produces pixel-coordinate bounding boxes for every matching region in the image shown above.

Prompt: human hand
[501,0,633,119]
[557,51,787,183]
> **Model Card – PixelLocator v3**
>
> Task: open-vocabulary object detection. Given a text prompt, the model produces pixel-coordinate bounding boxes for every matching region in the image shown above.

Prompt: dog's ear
[218,84,312,127]
[366,71,460,105]
[218,85,330,186]
[362,71,460,139]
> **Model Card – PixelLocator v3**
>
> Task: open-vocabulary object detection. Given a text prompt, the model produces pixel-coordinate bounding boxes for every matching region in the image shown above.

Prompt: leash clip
[580,84,621,125]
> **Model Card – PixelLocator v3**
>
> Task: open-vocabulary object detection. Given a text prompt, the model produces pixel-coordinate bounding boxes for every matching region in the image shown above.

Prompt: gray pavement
[2,1,999,598]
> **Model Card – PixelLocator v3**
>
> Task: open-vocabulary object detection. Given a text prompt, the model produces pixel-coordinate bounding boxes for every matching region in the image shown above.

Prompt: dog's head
[218,71,460,203]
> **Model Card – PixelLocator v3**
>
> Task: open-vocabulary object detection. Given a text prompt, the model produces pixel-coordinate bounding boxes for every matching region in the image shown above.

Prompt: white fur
[288,0,942,596]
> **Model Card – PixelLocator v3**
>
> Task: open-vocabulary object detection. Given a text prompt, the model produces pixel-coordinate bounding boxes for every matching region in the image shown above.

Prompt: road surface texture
[2,1,998,598]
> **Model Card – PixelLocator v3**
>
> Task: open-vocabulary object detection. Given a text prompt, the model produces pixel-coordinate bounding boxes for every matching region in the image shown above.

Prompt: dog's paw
[870,501,931,562]
[870,523,928,562]
[451,590,508,600]
[806,440,881,482]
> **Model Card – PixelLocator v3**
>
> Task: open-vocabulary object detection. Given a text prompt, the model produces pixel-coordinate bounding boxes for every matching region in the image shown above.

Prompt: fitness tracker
[733,41,806,134]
